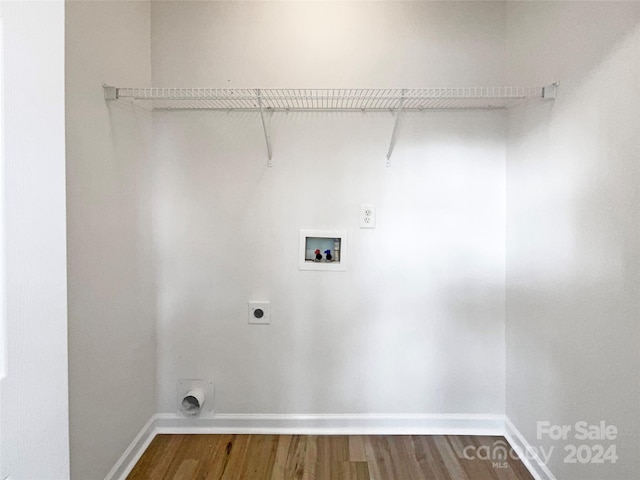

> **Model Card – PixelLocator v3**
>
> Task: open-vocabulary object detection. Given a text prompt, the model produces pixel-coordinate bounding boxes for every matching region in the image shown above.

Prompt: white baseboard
[104,415,158,480]
[107,412,507,480]
[153,412,506,436]
[505,416,557,480]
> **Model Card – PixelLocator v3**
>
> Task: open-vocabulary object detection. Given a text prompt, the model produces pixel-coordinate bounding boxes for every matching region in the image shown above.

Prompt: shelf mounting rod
[386,89,405,167]
[256,89,273,167]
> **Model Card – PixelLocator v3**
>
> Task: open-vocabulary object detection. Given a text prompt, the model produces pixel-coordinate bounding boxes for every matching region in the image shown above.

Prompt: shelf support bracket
[386,89,405,167]
[103,84,118,101]
[542,82,559,100]
[256,89,273,167]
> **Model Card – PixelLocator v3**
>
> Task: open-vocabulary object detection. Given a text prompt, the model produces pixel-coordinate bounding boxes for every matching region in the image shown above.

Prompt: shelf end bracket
[256,89,273,167]
[542,83,559,100]
[386,89,406,167]
[103,84,118,101]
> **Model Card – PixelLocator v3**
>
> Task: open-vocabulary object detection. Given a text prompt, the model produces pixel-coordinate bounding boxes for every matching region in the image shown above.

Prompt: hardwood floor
[127,434,535,480]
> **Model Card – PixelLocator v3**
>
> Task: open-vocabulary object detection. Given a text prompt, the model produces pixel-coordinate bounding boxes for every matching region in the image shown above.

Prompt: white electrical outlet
[360,204,376,229]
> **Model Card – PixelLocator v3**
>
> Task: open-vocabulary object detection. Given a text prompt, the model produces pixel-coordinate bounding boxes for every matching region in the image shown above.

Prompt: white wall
[506,2,640,479]
[66,2,156,479]
[151,1,506,88]
[63,2,640,478]
[152,1,507,415]
[0,1,70,478]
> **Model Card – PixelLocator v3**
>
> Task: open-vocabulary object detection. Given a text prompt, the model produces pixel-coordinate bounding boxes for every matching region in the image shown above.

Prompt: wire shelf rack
[103,84,557,166]
[106,87,552,111]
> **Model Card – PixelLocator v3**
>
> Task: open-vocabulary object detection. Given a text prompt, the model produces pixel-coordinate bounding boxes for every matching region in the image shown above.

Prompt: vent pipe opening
[180,389,205,416]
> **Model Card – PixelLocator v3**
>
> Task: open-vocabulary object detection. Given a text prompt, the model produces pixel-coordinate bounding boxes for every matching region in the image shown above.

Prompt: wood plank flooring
[127,434,535,480]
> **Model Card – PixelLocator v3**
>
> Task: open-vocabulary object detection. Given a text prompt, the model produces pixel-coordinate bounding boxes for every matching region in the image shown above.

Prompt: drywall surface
[151,1,506,88]
[66,2,156,479]
[152,1,506,415]
[506,2,640,479]
[0,1,70,478]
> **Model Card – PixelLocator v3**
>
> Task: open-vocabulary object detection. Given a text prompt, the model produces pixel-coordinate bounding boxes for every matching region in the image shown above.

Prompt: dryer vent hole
[181,395,201,415]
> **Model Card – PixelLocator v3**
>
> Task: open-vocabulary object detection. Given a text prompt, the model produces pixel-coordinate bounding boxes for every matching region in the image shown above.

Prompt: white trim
[154,412,505,436]
[106,412,505,479]
[104,416,158,480]
[0,18,7,382]
[505,416,557,480]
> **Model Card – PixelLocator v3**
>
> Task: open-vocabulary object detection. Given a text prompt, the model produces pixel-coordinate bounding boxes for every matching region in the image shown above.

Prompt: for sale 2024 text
[537,421,618,464]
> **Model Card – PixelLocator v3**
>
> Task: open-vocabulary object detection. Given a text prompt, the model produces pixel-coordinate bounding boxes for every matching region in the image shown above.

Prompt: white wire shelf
[104,86,556,111]
[104,85,557,166]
